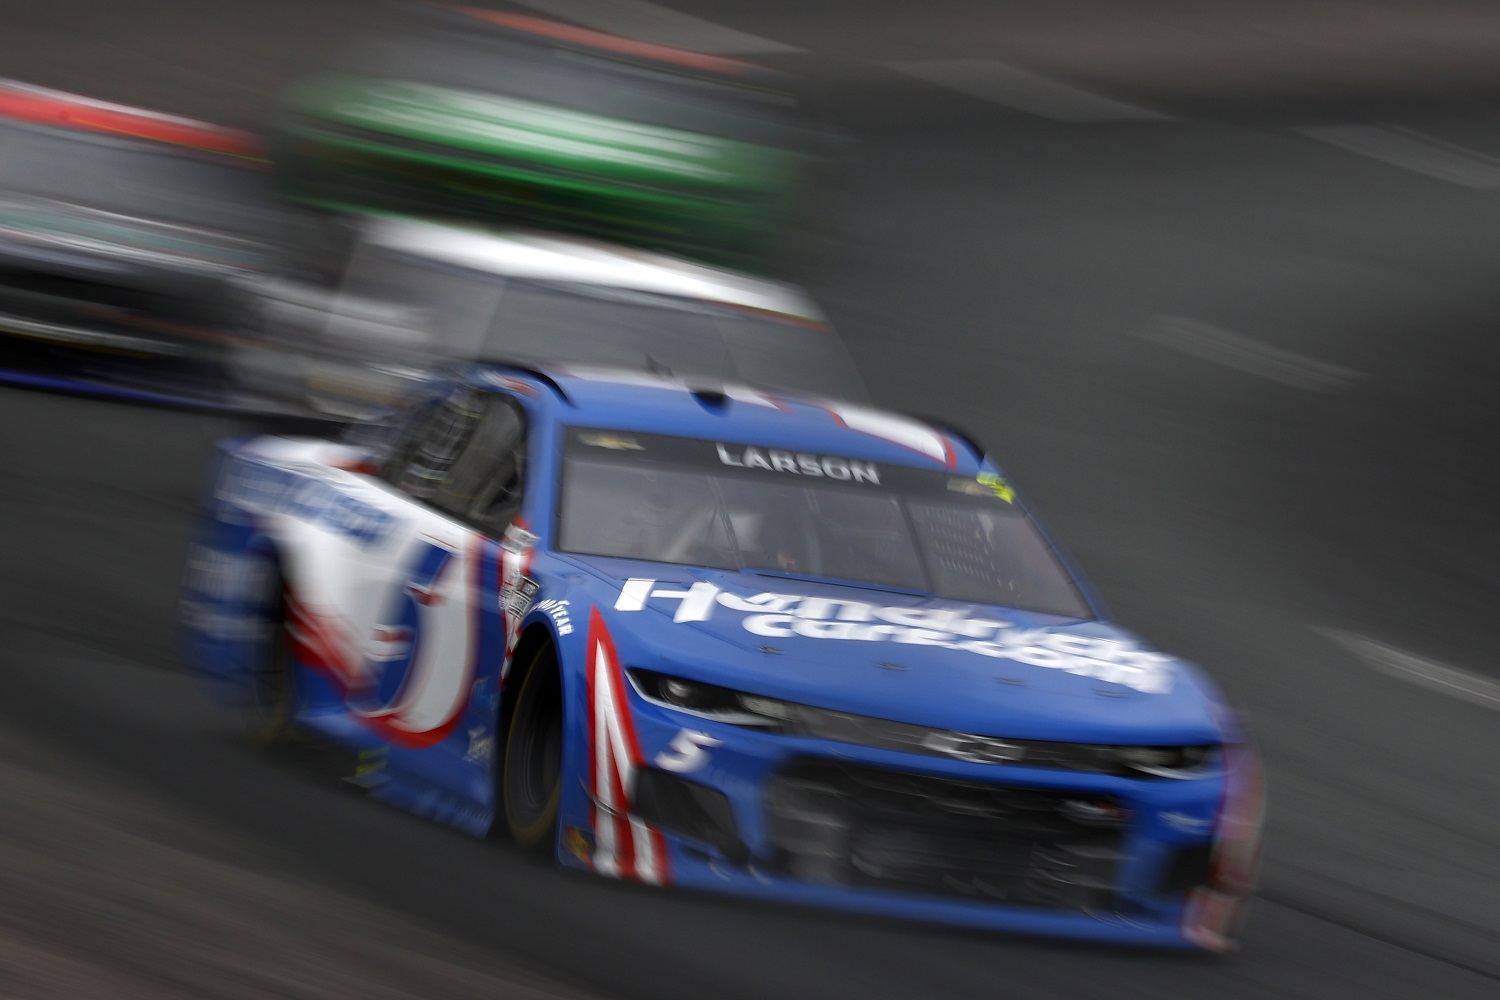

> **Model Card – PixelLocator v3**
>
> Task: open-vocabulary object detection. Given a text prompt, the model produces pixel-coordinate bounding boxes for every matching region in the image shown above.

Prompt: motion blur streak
[1136,316,1367,392]
[1319,629,1500,711]
[0,729,599,999]
[3,0,1500,998]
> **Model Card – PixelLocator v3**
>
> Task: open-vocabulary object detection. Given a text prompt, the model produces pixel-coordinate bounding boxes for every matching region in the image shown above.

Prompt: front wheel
[503,644,563,849]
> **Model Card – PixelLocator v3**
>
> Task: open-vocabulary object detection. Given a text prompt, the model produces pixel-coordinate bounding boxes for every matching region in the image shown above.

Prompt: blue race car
[181,364,1264,951]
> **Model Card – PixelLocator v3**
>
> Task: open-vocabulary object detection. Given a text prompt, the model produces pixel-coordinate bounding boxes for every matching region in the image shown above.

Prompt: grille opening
[1157,842,1214,896]
[765,760,1126,909]
[634,767,748,863]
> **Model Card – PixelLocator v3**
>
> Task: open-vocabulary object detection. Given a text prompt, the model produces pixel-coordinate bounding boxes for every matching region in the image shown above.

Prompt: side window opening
[383,388,528,534]
[385,390,484,499]
[434,396,527,531]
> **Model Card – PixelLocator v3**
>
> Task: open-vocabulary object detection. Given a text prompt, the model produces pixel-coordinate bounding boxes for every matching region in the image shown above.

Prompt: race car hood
[0,197,273,278]
[560,555,1226,745]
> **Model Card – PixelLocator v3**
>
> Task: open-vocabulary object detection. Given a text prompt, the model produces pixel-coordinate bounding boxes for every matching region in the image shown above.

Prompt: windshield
[557,428,1092,618]
[334,247,869,401]
[0,122,273,236]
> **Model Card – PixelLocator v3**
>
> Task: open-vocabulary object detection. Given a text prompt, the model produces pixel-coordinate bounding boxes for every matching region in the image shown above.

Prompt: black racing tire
[243,577,298,745]
[502,643,564,850]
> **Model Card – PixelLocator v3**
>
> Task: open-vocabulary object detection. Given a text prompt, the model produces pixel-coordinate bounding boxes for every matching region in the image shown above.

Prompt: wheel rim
[514,701,561,815]
[506,657,563,841]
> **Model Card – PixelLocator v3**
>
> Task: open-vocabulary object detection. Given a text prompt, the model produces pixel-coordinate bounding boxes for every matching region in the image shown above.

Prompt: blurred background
[1,1,1498,996]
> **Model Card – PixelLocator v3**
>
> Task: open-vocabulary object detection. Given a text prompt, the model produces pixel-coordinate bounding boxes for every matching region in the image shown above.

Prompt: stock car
[0,80,281,405]
[232,214,868,417]
[181,365,1265,950]
[274,2,831,274]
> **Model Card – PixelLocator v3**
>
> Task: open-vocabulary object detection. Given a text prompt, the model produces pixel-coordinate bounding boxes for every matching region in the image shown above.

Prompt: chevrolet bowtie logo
[919,731,1025,764]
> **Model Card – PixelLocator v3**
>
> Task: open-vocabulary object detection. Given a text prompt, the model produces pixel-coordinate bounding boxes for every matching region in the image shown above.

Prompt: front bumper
[558,692,1261,950]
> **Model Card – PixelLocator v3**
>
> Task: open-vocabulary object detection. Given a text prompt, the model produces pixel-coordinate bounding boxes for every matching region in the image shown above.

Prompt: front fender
[552,605,675,883]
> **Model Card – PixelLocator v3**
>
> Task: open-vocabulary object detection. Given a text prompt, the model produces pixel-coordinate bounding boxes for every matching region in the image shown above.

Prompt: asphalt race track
[1,2,1498,997]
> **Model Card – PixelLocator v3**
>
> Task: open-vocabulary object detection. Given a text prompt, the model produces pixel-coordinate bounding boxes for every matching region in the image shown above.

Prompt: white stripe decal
[631,816,659,885]
[591,641,619,877]
[587,612,667,884]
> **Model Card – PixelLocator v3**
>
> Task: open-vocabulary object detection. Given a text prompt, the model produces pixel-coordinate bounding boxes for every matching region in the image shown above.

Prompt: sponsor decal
[183,545,270,603]
[535,598,575,636]
[715,443,880,484]
[217,456,395,547]
[498,520,539,679]
[614,579,1175,694]
[976,472,1015,503]
[179,600,270,641]
[563,824,594,865]
[353,748,388,782]
[462,724,495,768]
[579,432,644,451]
[947,472,1014,503]
[586,609,669,884]
[500,522,538,554]
[505,577,540,620]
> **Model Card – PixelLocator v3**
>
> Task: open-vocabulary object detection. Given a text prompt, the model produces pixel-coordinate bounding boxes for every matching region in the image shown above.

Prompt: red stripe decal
[448,7,754,75]
[0,83,263,160]
[586,607,669,884]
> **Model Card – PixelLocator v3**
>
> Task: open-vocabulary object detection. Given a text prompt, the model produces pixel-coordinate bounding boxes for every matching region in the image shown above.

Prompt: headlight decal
[587,609,669,885]
[630,669,1216,778]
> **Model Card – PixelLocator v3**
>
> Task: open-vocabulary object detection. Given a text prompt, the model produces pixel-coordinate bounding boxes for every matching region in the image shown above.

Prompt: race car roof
[0,79,263,161]
[360,216,824,323]
[479,365,983,474]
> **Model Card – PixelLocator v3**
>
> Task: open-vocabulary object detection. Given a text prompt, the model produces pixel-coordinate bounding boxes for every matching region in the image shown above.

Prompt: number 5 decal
[654,729,722,773]
[354,535,475,748]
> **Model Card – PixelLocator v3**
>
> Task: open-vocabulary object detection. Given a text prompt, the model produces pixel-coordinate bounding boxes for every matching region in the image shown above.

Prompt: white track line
[1299,124,1500,190]
[1318,628,1500,710]
[1136,316,1366,391]
[510,0,801,54]
[887,59,1170,123]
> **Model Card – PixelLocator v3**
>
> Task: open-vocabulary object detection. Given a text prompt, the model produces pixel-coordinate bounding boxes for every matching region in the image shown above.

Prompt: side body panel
[181,417,559,835]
